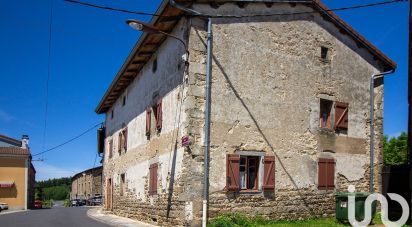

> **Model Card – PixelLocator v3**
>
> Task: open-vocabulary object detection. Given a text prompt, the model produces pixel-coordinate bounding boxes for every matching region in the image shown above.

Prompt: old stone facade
[71,166,102,200]
[96,1,395,226]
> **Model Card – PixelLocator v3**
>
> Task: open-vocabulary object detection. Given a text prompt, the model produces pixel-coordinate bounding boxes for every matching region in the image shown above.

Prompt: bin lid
[335,192,370,198]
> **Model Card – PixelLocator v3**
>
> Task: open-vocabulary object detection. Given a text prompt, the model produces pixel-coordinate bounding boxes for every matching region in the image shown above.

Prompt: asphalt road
[0,207,110,227]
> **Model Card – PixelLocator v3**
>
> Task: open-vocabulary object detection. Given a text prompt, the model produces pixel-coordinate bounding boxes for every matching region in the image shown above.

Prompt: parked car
[79,199,86,206]
[34,200,42,209]
[70,199,80,207]
[91,196,102,206]
[0,202,8,212]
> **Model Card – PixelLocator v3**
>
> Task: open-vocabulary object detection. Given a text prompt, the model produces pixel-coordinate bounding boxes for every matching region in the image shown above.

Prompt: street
[0,207,110,227]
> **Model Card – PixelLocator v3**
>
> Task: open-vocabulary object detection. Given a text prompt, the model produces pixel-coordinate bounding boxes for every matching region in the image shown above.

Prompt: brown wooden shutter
[118,132,122,153]
[156,99,162,131]
[123,127,128,151]
[262,156,275,191]
[109,140,113,158]
[149,163,158,195]
[335,102,349,130]
[226,154,240,191]
[318,158,335,190]
[146,107,151,136]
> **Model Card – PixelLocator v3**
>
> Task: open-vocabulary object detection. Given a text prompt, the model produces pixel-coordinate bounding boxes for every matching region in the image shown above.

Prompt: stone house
[0,134,36,210]
[95,0,396,226]
[70,166,103,200]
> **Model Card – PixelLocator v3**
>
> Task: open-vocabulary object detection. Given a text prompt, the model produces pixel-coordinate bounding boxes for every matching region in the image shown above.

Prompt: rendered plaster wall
[187,2,385,221]
[101,18,193,226]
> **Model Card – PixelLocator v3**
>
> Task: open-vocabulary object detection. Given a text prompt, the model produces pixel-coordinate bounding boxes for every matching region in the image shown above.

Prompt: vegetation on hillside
[36,177,71,201]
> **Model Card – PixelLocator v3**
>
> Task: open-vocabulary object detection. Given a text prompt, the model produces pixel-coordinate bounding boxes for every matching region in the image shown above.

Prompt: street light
[126,19,188,54]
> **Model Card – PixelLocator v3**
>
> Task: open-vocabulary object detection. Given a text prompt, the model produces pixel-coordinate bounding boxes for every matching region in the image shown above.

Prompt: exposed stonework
[97,1,390,226]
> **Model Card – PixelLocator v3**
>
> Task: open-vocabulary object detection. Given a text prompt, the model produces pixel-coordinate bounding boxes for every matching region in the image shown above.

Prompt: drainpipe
[202,18,212,227]
[168,1,212,226]
[370,69,395,193]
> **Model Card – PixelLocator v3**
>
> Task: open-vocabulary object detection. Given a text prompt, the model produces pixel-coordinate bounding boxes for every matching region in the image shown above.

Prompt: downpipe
[370,69,395,193]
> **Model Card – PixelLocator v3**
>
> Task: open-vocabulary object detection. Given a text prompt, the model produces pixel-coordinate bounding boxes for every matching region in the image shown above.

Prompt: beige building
[95,0,395,226]
[71,166,102,200]
[0,135,35,210]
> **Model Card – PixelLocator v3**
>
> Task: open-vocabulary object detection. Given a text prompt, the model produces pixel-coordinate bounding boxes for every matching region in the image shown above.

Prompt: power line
[64,0,175,17]
[33,122,103,157]
[64,0,404,19]
[42,0,54,154]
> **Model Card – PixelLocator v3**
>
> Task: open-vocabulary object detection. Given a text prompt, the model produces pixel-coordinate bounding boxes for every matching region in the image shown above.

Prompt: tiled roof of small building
[0,147,30,156]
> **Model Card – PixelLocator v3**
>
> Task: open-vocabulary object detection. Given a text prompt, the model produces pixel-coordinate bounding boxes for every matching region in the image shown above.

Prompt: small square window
[239,156,259,191]
[319,99,333,129]
[320,46,329,60]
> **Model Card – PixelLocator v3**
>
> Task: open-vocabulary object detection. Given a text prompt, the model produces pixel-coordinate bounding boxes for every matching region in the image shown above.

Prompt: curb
[87,207,157,227]
[0,209,28,216]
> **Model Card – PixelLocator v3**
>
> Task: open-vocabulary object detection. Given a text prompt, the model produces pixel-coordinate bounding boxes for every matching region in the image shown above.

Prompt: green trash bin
[335,192,376,222]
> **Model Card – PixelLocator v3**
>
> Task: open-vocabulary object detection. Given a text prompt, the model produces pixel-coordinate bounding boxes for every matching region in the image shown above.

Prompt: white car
[0,202,8,211]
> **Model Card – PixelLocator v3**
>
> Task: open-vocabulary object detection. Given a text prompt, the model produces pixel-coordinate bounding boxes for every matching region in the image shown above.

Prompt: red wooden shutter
[335,102,348,130]
[149,163,158,195]
[262,156,275,191]
[153,164,158,194]
[226,154,240,191]
[318,158,335,190]
[156,99,162,131]
[146,108,151,136]
[123,127,128,151]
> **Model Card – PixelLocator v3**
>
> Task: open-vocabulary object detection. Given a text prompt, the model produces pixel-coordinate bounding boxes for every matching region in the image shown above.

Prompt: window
[318,158,335,190]
[145,98,163,139]
[118,132,122,154]
[108,139,113,159]
[149,163,158,195]
[111,110,114,119]
[120,173,125,196]
[152,58,157,73]
[226,154,275,192]
[320,46,329,60]
[319,99,333,129]
[117,128,128,154]
[122,127,128,151]
[122,96,126,106]
[335,102,349,133]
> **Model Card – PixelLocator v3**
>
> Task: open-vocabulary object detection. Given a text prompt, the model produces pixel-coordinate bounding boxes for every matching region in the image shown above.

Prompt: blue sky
[0,0,408,180]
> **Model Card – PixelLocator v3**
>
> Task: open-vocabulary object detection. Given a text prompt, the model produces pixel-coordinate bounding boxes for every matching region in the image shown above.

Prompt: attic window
[122,96,126,106]
[320,46,329,61]
[111,110,114,119]
[152,58,157,73]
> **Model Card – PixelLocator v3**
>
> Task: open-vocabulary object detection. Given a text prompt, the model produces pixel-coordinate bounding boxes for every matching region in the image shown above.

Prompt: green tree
[383,132,408,165]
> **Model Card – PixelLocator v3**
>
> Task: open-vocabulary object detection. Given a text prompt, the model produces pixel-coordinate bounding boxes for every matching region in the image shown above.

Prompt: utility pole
[408,0,411,225]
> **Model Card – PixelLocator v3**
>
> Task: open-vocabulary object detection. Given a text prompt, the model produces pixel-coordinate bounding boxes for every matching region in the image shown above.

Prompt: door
[107,178,112,210]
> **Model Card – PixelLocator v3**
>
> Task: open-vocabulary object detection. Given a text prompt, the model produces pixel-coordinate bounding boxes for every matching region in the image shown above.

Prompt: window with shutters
[319,99,333,129]
[226,154,275,192]
[335,102,349,133]
[145,98,163,140]
[122,127,128,152]
[149,163,158,195]
[318,158,335,190]
[118,132,122,155]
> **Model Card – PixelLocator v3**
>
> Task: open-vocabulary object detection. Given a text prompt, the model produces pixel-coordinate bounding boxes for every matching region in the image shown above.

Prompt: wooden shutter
[118,132,122,153]
[318,158,335,190]
[156,99,163,131]
[262,156,275,191]
[149,163,158,195]
[226,154,240,191]
[123,127,128,151]
[146,107,151,136]
[109,140,113,158]
[335,102,349,130]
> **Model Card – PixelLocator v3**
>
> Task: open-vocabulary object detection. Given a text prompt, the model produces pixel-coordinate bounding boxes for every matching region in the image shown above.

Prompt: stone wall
[188,2,385,221]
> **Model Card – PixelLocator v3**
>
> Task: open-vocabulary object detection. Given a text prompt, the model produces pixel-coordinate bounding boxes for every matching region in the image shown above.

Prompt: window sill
[239,190,261,195]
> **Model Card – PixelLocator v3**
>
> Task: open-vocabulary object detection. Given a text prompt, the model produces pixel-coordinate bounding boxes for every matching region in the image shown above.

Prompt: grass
[208,213,347,227]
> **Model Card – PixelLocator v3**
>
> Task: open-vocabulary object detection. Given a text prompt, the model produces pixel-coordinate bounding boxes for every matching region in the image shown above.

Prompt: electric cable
[33,122,103,157]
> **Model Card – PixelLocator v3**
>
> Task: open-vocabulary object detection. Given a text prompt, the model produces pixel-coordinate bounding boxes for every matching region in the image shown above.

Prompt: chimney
[21,135,29,149]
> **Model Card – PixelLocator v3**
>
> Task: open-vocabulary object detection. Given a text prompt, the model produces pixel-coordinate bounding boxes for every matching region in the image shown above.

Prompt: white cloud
[34,162,83,181]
